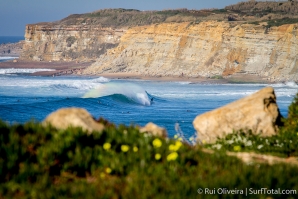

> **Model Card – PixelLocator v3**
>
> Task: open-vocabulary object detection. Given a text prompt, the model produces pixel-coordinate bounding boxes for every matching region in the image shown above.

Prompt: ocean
[0,36,24,44]
[0,70,296,138]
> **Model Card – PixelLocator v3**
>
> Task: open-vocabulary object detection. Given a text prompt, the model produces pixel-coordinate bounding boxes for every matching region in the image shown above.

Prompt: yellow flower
[169,141,183,151]
[155,153,161,160]
[174,134,178,139]
[167,152,178,161]
[233,145,241,151]
[152,138,162,148]
[105,167,112,174]
[133,146,138,152]
[103,143,111,150]
[100,172,105,178]
[121,145,130,152]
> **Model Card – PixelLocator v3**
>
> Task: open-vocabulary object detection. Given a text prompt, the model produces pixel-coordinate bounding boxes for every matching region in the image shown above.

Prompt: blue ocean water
[0,36,24,45]
[0,71,297,138]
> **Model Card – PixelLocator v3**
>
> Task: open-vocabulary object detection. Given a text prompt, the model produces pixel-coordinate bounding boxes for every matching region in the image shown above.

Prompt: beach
[0,59,272,84]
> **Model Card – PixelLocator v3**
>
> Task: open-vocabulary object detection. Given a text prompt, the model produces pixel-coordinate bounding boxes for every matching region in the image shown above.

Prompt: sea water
[0,71,297,138]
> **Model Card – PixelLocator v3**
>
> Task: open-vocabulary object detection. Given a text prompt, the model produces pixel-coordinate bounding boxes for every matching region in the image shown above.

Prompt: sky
[0,0,241,36]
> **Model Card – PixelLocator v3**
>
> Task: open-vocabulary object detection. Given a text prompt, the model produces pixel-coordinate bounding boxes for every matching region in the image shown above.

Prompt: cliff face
[20,24,125,61]
[84,21,298,81]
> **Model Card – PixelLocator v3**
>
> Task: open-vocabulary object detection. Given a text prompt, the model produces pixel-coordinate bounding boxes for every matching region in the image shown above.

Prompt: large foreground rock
[193,87,283,143]
[43,108,104,133]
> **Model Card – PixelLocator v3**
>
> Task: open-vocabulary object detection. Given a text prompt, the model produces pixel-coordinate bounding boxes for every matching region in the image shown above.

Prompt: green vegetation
[210,75,224,79]
[1,95,298,198]
[266,17,298,28]
[0,120,298,197]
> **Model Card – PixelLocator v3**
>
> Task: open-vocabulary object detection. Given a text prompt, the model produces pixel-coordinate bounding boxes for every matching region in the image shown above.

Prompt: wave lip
[0,68,56,74]
[83,82,151,106]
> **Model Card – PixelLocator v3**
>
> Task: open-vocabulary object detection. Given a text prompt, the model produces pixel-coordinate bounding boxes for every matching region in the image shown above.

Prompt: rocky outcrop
[193,87,282,143]
[84,21,298,81]
[43,108,104,133]
[0,41,24,57]
[140,122,167,137]
[20,24,124,61]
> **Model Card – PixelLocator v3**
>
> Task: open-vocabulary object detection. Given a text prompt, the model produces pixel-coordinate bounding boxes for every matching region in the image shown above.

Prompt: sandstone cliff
[19,4,298,81]
[20,24,124,61]
[84,21,298,81]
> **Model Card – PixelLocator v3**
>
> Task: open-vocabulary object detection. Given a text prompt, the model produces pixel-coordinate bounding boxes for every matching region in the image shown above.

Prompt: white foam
[0,68,55,74]
[0,57,18,60]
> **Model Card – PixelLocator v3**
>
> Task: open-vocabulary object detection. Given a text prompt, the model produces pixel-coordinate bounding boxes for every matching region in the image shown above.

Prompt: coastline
[0,59,273,84]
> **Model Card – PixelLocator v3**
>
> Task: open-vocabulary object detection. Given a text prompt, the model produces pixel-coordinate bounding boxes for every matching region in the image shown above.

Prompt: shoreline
[0,60,277,84]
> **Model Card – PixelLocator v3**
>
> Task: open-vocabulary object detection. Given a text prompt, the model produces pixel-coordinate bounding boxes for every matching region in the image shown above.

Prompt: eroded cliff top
[29,1,298,28]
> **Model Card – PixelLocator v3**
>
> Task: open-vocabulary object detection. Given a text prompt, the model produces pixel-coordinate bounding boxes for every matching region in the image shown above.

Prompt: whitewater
[0,70,297,138]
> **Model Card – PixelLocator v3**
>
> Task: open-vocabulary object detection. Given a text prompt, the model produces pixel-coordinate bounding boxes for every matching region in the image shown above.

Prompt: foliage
[205,130,298,158]
[266,17,298,28]
[1,119,298,198]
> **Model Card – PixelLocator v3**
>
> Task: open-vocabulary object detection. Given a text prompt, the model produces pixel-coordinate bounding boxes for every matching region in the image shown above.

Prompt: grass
[1,95,298,198]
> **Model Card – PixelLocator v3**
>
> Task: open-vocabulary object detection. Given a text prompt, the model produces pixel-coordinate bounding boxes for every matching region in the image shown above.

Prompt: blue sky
[0,0,241,36]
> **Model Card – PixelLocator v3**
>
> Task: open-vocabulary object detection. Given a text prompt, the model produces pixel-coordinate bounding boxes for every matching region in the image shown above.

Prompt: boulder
[193,87,283,143]
[43,108,104,133]
[140,122,167,137]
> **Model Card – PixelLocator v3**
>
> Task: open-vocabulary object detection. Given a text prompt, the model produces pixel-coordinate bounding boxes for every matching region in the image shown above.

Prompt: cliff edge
[19,1,298,81]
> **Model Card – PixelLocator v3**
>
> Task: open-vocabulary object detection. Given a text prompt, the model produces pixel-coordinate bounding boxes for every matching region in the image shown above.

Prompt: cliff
[19,3,298,81]
[20,8,227,62]
[20,24,124,61]
[84,21,298,81]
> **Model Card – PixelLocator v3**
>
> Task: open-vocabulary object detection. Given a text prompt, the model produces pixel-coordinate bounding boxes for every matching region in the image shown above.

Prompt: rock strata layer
[193,87,282,143]
[20,24,124,62]
[84,21,298,81]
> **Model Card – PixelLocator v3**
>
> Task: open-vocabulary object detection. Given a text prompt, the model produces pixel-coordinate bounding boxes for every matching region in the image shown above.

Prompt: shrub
[0,118,298,198]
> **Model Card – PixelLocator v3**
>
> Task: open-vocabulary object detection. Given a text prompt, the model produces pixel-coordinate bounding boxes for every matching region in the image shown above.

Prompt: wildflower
[167,152,178,161]
[133,146,138,152]
[105,167,112,174]
[233,145,241,151]
[153,138,162,148]
[169,140,183,151]
[103,143,111,151]
[212,144,222,150]
[257,145,263,149]
[121,145,130,152]
[100,172,105,179]
[155,153,161,160]
[174,134,178,139]
[245,140,252,147]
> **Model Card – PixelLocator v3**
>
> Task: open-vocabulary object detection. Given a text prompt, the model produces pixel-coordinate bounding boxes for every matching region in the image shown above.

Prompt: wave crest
[83,82,151,106]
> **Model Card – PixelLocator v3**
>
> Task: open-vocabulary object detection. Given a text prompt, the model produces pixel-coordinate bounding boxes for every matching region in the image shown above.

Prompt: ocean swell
[83,82,151,106]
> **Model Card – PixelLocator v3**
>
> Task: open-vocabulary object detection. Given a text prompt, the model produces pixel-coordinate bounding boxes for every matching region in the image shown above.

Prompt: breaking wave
[83,82,151,106]
[0,68,56,74]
